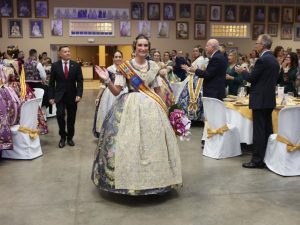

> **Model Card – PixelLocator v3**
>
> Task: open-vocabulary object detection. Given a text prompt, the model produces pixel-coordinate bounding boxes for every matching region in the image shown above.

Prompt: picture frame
[157,21,169,38]
[295,7,300,23]
[17,0,32,18]
[147,3,160,20]
[179,4,191,18]
[163,3,176,20]
[176,21,188,39]
[239,6,251,22]
[0,0,13,17]
[254,6,265,22]
[281,23,293,40]
[34,0,48,18]
[267,24,278,37]
[194,4,207,21]
[294,24,300,41]
[224,5,237,22]
[120,20,131,37]
[8,19,23,38]
[194,22,206,40]
[210,5,221,21]
[30,19,43,37]
[252,24,265,40]
[51,19,63,36]
[281,6,294,23]
[268,6,280,23]
[131,2,144,20]
[138,21,151,37]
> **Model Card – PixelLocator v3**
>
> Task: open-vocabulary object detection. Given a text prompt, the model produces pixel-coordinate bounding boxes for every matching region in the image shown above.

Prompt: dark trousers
[56,95,77,140]
[252,109,273,164]
[26,82,49,108]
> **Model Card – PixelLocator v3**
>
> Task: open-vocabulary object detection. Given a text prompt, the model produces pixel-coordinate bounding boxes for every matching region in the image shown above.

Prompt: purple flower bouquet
[169,105,191,141]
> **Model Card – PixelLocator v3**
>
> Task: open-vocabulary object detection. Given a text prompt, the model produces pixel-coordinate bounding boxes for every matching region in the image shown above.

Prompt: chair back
[278,106,300,144]
[33,88,44,107]
[19,98,42,129]
[202,97,227,129]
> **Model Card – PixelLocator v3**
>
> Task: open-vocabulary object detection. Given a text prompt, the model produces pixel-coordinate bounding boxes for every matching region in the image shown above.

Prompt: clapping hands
[94,65,109,81]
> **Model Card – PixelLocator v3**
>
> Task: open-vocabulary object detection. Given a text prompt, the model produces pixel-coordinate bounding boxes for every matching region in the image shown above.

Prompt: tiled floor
[0,90,299,225]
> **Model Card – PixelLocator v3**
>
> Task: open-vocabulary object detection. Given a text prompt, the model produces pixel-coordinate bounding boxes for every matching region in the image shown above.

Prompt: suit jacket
[173,56,187,81]
[48,60,83,103]
[242,51,279,109]
[195,50,227,100]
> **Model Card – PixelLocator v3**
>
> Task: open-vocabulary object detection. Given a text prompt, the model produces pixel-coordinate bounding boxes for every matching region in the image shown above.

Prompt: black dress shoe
[58,138,66,148]
[67,139,75,146]
[242,161,265,169]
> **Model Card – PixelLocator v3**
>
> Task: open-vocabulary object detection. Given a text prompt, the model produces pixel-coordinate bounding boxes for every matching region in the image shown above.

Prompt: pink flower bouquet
[169,105,191,141]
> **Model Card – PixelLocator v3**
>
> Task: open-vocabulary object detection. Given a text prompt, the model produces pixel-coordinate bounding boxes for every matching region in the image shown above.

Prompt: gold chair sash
[18,126,39,139]
[207,124,229,139]
[20,65,27,100]
[276,135,300,152]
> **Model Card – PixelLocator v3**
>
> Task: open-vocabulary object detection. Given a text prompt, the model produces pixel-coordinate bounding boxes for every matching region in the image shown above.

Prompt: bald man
[182,39,227,100]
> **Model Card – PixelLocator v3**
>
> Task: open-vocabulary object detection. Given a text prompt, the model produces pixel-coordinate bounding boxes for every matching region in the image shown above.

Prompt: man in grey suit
[236,34,279,168]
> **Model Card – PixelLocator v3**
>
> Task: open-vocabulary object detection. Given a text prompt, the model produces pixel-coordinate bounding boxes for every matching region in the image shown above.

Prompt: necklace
[132,59,148,72]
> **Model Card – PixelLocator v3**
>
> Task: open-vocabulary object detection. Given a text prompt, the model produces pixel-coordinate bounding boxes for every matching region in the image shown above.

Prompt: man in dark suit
[49,46,83,148]
[182,39,227,100]
[235,34,279,168]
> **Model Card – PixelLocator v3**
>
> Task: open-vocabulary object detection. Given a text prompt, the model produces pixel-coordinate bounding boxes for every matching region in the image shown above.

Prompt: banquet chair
[2,98,43,160]
[265,106,300,176]
[202,97,241,159]
[33,88,44,107]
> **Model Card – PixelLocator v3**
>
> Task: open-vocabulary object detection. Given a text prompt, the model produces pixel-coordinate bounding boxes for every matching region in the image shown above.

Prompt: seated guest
[226,50,243,95]
[278,52,299,95]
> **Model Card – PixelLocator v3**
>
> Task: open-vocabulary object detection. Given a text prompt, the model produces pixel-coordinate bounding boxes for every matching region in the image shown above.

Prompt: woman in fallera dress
[93,50,128,137]
[91,34,182,195]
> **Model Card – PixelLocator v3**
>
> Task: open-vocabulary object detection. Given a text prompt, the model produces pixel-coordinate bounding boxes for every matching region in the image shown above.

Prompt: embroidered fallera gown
[91,60,182,195]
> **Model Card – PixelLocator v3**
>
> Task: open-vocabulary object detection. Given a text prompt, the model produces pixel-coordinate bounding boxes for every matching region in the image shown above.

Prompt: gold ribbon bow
[188,76,203,113]
[276,135,300,152]
[18,126,39,139]
[207,124,229,139]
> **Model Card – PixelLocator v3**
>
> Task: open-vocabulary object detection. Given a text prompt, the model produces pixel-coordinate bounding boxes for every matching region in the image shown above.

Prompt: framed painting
[163,3,176,20]
[252,24,265,40]
[147,3,160,20]
[34,0,48,18]
[282,6,294,23]
[8,19,23,38]
[239,6,251,22]
[254,6,265,22]
[17,0,31,17]
[294,24,300,41]
[194,4,207,21]
[224,5,237,22]
[268,6,280,23]
[179,4,191,18]
[281,23,293,40]
[30,19,43,37]
[295,7,300,23]
[131,2,144,20]
[120,20,131,37]
[51,19,63,36]
[267,24,278,37]
[210,5,221,21]
[138,21,151,37]
[176,21,188,39]
[0,0,13,17]
[157,21,169,38]
[194,22,206,40]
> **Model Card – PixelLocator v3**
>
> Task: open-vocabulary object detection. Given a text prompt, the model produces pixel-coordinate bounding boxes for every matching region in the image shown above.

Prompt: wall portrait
[268,6,280,23]
[17,0,31,17]
[30,19,43,37]
[138,21,151,37]
[163,3,176,20]
[254,6,265,22]
[131,2,144,20]
[8,19,23,38]
[210,5,221,21]
[281,23,293,40]
[295,7,300,23]
[176,21,188,39]
[120,20,131,37]
[239,6,251,22]
[35,0,48,18]
[157,21,169,38]
[51,19,63,36]
[282,6,294,23]
[147,3,160,20]
[179,4,191,18]
[194,4,206,21]
[267,24,278,37]
[224,5,236,22]
[0,0,13,17]
[194,22,206,40]
[294,24,300,41]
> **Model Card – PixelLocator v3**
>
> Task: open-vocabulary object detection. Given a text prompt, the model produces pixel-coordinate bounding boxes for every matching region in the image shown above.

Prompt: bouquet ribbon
[118,61,168,114]
[276,135,300,152]
[207,124,229,139]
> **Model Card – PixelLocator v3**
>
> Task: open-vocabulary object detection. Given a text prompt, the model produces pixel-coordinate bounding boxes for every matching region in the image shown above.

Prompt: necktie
[64,61,68,79]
